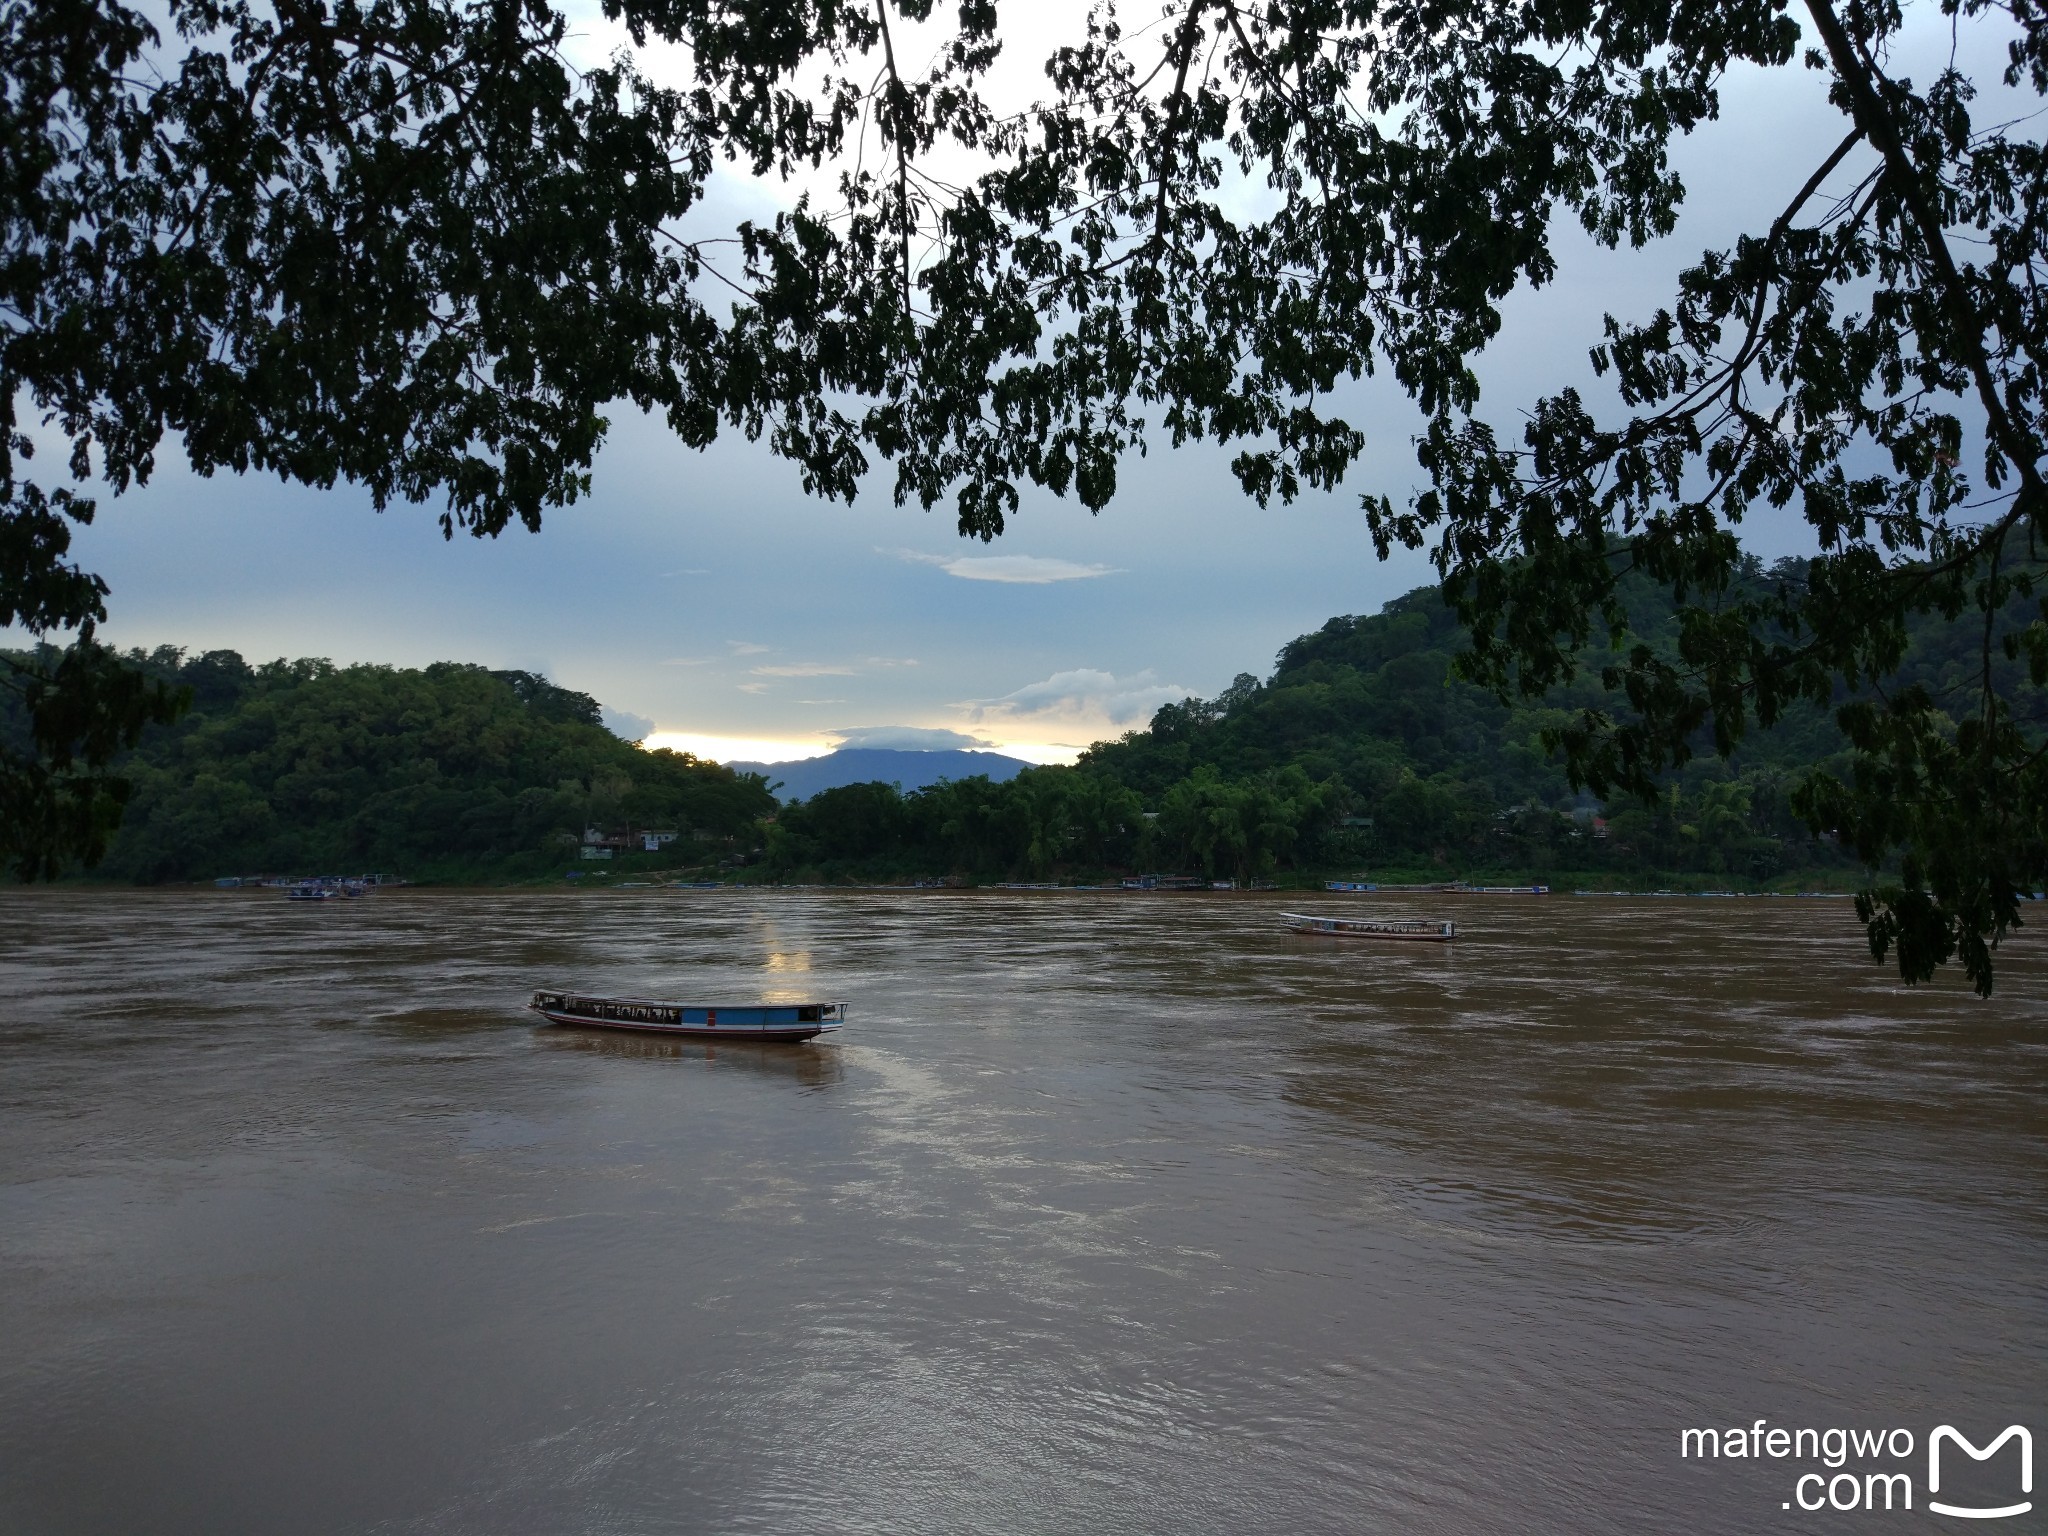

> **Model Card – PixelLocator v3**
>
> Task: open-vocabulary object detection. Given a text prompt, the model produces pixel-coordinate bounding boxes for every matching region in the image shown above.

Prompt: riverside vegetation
[9,558,2037,892]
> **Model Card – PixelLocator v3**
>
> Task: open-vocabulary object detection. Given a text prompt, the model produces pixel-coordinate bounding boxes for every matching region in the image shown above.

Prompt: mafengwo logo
[1929,1426,2033,1520]
[1680,1420,2033,1517]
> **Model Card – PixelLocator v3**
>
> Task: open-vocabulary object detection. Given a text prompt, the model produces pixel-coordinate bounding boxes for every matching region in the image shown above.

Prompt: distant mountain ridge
[731,747,1031,802]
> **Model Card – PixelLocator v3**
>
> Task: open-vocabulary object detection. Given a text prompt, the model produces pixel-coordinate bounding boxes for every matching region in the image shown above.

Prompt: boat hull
[529,992,846,1042]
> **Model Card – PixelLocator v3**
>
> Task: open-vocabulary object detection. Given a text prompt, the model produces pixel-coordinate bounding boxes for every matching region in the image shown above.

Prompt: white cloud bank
[830,725,999,751]
[602,706,656,742]
[967,667,1188,740]
[894,549,1118,584]
[643,730,837,763]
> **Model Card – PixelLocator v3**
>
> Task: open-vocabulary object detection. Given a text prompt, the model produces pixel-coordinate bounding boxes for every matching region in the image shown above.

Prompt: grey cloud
[603,706,656,741]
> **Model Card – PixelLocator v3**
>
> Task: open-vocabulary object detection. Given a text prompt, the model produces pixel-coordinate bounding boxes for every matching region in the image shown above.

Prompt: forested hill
[5,648,775,882]
[1082,567,1865,803]
[1096,557,2044,793]
[767,556,2043,885]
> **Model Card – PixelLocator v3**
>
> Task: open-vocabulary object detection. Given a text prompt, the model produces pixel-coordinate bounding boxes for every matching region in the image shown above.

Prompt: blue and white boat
[529,991,846,1042]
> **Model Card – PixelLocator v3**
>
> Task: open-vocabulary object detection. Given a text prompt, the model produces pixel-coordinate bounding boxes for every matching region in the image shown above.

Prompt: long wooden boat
[1282,912,1456,942]
[529,991,846,1041]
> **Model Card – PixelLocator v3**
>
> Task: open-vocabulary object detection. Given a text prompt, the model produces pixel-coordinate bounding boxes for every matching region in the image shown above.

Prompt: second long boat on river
[530,991,846,1041]
[1281,912,1457,942]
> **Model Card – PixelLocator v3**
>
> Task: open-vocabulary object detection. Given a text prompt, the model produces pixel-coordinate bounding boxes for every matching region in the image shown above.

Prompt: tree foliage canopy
[6,0,2047,986]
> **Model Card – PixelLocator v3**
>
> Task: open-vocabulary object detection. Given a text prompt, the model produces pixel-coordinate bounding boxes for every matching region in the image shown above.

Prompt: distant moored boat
[529,991,846,1041]
[1282,912,1456,942]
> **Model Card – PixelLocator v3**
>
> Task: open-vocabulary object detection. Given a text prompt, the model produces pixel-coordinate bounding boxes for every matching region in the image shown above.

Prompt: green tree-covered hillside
[0,648,775,882]
[763,557,2045,888]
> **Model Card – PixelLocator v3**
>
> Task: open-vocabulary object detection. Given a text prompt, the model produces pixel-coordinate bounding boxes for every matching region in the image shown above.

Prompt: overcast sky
[13,4,2004,765]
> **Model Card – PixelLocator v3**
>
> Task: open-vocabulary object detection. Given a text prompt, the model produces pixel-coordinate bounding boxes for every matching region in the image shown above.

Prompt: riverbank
[34,859,1882,898]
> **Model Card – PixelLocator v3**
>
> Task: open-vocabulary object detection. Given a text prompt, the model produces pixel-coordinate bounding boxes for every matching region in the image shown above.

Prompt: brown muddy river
[1,889,2042,1534]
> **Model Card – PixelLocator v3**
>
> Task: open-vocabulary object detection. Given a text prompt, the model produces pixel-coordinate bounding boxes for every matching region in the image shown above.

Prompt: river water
[1,889,2041,1534]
